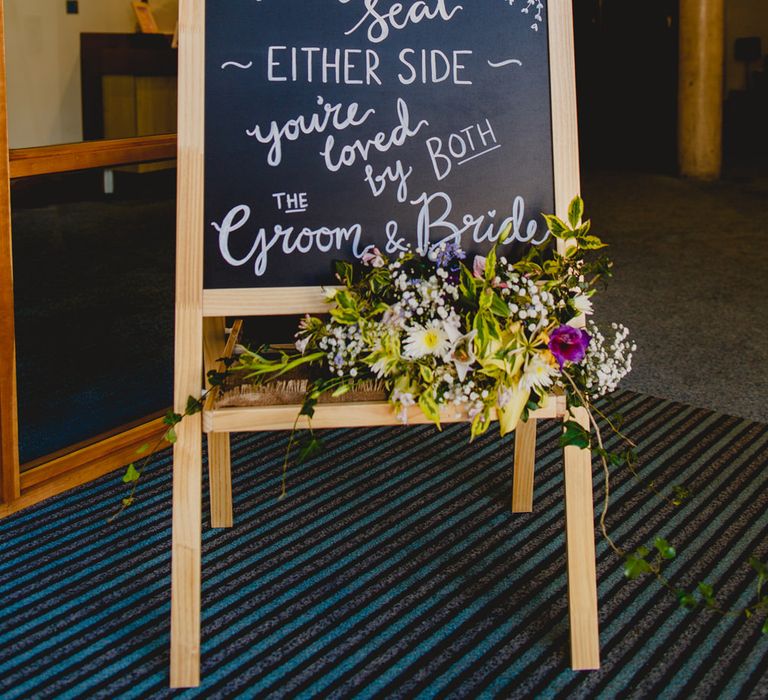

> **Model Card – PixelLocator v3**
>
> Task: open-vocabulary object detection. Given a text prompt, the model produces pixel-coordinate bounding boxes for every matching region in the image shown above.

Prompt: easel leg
[203,317,234,529]
[207,432,233,528]
[562,407,600,670]
[170,417,203,687]
[512,418,537,513]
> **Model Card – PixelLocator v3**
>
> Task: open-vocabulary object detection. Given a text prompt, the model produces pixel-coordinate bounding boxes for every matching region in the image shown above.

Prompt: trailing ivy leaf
[164,427,177,444]
[609,451,624,467]
[698,582,716,607]
[636,545,650,558]
[136,443,150,455]
[568,196,584,228]
[297,436,322,463]
[672,485,691,506]
[122,497,134,507]
[749,556,767,578]
[654,537,677,560]
[122,464,141,483]
[677,589,698,610]
[560,420,590,449]
[624,555,652,580]
[163,410,183,427]
[186,396,203,415]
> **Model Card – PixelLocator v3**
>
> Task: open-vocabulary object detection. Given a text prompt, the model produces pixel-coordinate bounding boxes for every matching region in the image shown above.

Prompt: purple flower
[548,325,591,368]
[433,241,466,268]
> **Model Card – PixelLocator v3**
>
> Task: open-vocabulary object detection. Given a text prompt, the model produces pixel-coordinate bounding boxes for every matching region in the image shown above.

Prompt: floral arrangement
[238,197,632,442]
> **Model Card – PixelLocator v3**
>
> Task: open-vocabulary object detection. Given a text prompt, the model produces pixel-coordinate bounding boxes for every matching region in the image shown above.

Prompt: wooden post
[679,0,725,180]
[562,407,600,670]
[512,419,537,513]
[0,0,20,505]
[169,0,205,688]
[203,317,232,529]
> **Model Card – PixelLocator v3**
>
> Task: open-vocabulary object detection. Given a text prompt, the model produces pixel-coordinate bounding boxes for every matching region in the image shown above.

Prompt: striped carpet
[0,391,766,699]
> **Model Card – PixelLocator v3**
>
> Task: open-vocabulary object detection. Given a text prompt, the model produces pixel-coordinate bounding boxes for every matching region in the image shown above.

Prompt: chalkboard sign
[204,0,555,289]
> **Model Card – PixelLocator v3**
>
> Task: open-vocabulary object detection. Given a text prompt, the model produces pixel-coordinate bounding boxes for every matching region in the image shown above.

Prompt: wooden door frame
[0,1,179,516]
[0,0,19,506]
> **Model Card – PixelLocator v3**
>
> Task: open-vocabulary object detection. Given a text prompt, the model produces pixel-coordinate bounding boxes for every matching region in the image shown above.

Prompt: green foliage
[654,537,676,560]
[624,549,653,580]
[560,420,590,449]
[672,485,691,506]
[122,464,141,483]
[677,589,698,610]
[568,196,584,228]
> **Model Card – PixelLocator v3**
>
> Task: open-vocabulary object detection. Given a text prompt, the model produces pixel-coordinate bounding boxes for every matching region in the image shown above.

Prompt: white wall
[5,0,178,148]
[725,0,768,93]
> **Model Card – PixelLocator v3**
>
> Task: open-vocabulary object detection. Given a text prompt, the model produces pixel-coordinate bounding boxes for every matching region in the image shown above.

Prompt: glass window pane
[11,167,175,465]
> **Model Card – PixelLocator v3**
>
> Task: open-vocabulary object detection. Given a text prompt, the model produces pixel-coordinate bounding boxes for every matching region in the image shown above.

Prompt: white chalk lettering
[410,192,546,253]
[273,192,309,213]
[267,46,382,85]
[363,159,413,202]
[426,119,500,181]
[320,97,428,171]
[246,96,376,166]
[339,0,464,43]
[398,49,472,85]
[212,205,367,277]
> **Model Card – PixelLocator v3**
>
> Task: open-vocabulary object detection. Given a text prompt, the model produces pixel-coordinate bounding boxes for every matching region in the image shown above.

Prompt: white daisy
[403,322,451,358]
[520,353,558,392]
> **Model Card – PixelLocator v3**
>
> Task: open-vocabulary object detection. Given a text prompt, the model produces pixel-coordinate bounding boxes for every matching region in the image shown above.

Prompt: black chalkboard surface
[204,0,554,289]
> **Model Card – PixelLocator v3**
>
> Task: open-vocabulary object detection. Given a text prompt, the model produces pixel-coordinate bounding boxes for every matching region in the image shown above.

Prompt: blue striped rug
[1,391,766,699]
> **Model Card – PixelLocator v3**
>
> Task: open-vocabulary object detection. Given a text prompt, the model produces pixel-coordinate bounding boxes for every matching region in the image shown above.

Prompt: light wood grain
[562,406,600,670]
[20,415,166,489]
[549,0,599,670]
[8,135,177,178]
[203,396,565,433]
[206,433,232,528]
[203,287,335,316]
[549,0,582,230]
[170,0,205,688]
[203,317,233,528]
[512,418,537,513]
[0,0,20,505]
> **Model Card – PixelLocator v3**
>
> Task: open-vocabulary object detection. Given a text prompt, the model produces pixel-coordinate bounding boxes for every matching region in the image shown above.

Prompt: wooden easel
[170,0,599,687]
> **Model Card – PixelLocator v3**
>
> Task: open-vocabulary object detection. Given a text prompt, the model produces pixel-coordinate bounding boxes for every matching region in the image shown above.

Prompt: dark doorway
[574,0,680,173]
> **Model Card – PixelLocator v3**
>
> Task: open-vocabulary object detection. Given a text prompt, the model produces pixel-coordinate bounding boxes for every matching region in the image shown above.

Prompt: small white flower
[573,294,594,315]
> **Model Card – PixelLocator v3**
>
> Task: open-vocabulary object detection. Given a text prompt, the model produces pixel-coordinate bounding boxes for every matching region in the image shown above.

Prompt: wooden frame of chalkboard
[169,0,596,688]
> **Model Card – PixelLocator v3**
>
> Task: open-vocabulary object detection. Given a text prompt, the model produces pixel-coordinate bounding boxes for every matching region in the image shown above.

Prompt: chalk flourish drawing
[221,60,254,70]
[504,0,545,32]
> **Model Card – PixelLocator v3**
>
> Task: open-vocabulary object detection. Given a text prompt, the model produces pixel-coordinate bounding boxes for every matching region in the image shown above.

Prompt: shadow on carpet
[0,390,766,699]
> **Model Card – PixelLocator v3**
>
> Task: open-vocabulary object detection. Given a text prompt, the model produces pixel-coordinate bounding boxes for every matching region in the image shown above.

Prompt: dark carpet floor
[1,390,767,699]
